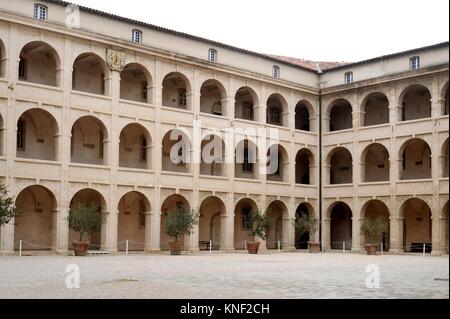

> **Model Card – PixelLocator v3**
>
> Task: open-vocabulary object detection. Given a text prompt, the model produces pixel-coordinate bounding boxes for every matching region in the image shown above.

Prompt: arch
[14,185,57,251]
[16,108,59,161]
[161,129,191,173]
[72,52,109,95]
[235,139,259,179]
[328,147,353,184]
[200,134,225,176]
[19,41,61,87]
[399,84,431,121]
[199,196,226,250]
[0,38,5,78]
[398,138,431,180]
[0,113,4,156]
[295,148,315,185]
[442,138,449,178]
[200,79,227,116]
[266,93,288,127]
[120,63,153,103]
[328,99,353,132]
[329,201,353,250]
[295,100,314,131]
[442,81,449,116]
[71,115,109,165]
[267,144,289,182]
[360,199,390,251]
[234,86,259,121]
[234,197,259,250]
[266,200,288,249]
[69,188,107,250]
[162,72,192,110]
[117,191,151,252]
[119,123,152,169]
[361,143,390,182]
[295,202,315,249]
[362,92,389,126]
[400,198,432,253]
[160,194,191,251]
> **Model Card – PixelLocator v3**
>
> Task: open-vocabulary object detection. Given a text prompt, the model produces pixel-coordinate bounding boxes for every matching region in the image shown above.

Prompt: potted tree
[0,183,21,227]
[164,206,199,255]
[360,215,389,255]
[243,209,271,254]
[67,204,106,256]
[292,213,320,253]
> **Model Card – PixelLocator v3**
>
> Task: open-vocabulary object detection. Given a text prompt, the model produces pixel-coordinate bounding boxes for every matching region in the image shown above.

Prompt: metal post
[209,240,212,255]
[244,240,247,252]
[343,242,345,253]
[126,240,129,256]
[277,241,280,253]
[381,242,383,254]
[423,243,426,256]
[19,240,23,257]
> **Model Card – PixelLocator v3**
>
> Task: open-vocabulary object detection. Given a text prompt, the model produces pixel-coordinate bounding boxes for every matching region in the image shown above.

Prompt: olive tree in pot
[292,213,320,253]
[164,206,199,255]
[0,183,21,227]
[360,215,389,255]
[67,204,106,256]
[243,209,271,254]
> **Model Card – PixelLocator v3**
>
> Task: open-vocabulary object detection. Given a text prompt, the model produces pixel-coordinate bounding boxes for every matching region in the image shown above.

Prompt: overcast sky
[69,0,449,62]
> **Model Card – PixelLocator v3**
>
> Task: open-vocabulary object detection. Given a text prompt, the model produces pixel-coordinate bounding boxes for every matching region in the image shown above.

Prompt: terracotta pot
[365,244,378,255]
[169,241,184,255]
[308,242,321,253]
[72,241,90,256]
[247,241,260,254]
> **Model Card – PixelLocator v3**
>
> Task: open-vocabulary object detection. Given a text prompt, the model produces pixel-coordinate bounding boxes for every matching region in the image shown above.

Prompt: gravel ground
[0,252,448,299]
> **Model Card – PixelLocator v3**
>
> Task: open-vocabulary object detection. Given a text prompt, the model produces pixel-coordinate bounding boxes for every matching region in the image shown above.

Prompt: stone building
[0,0,448,255]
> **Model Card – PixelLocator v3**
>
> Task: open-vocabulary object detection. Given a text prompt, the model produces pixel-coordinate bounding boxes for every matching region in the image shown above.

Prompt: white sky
[69,0,449,62]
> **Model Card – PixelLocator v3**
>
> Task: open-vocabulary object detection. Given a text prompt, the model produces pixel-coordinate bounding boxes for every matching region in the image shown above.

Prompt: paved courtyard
[0,252,448,299]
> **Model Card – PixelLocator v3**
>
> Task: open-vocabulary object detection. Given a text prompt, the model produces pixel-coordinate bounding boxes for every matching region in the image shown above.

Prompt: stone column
[389,216,403,253]
[144,210,153,252]
[149,189,161,253]
[221,193,235,252]
[351,216,361,252]
[322,217,331,250]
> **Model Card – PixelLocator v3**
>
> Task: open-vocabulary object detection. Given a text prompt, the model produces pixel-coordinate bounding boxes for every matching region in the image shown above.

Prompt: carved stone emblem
[106,49,125,71]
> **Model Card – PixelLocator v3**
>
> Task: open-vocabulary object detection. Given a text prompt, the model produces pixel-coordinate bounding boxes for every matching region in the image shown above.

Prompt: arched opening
[266,144,289,182]
[117,191,150,251]
[442,201,449,254]
[14,185,56,251]
[330,202,352,250]
[119,123,152,169]
[329,99,352,132]
[0,114,3,156]
[234,198,258,250]
[399,138,431,180]
[162,72,191,110]
[401,198,432,253]
[19,41,60,87]
[0,39,5,78]
[16,108,59,161]
[442,139,449,178]
[200,134,225,176]
[362,92,389,126]
[266,93,287,127]
[361,200,390,251]
[235,139,259,179]
[161,129,191,173]
[295,148,314,185]
[295,101,312,131]
[120,63,152,103]
[72,53,109,95]
[234,87,258,121]
[361,143,390,182]
[199,196,225,251]
[71,116,109,165]
[400,85,431,121]
[266,201,288,249]
[329,147,352,184]
[442,82,449,116]
[160,194,191,251]
[200,79,226,116]
[295,203,315,249]
[69,189,107,251]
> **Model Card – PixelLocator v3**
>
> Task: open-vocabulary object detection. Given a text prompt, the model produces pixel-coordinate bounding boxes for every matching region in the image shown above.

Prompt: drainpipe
[318,79,324,248]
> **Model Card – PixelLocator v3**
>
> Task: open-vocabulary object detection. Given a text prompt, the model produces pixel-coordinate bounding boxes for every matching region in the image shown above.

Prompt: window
[242,207,252,229]
[132,29,143,43]
[242,103,253,120]
[178,88,187,107]
[208,49,217,62]
[99,130,104,159]
[270,108,280,124]
[272,65,280,78]
[18,57,27,80]
[243,148,253,172]
[140,135,147,161]
[33,4,47,20]
[138,200,146,229]
[345,72,353,84]
[141,81,148,100]
[17,119,26,150]
[410,56,420,70]
[100,73,105,95]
